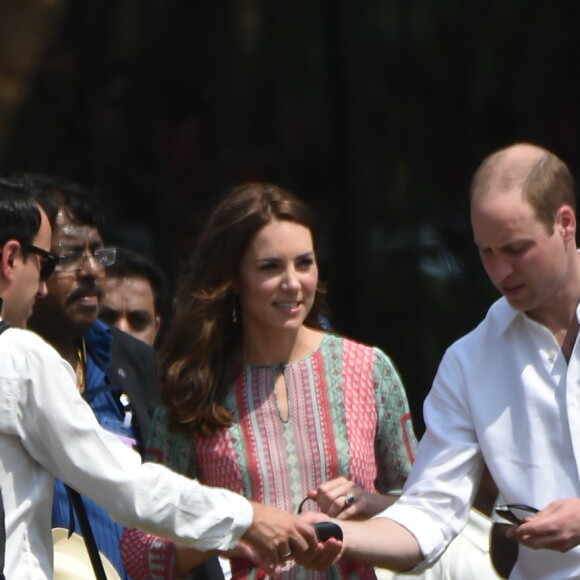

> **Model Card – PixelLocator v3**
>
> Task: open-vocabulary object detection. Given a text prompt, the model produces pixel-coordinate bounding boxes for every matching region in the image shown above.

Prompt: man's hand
[240,502,318,568]
[219,541,268,570]
[292,512,344,570]
[511,498,580,552]
[293,537,343,571]
[303,476,398,520]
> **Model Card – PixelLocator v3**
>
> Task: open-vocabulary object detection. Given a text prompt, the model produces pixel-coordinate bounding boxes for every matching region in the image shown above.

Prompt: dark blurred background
[1,0,579,434]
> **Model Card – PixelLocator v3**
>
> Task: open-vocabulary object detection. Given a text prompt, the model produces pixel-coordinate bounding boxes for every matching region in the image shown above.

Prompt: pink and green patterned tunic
[145,333,416,579]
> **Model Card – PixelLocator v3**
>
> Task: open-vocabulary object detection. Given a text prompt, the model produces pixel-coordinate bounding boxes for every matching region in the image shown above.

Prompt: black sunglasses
[494,503,539,525]
[21,244,58,281]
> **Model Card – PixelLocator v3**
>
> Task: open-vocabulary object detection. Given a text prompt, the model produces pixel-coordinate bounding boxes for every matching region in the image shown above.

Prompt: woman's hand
[303,476,398,520]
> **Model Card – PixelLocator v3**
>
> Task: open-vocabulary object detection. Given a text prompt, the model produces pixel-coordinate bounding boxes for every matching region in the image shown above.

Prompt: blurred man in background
[100,247,168,347]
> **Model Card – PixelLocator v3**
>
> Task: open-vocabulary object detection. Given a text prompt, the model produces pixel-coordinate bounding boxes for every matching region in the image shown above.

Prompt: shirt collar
[488,295,580,338]
[489,296,525,337]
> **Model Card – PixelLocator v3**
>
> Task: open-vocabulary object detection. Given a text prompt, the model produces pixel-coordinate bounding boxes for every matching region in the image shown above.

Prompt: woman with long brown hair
[121,183,416,579]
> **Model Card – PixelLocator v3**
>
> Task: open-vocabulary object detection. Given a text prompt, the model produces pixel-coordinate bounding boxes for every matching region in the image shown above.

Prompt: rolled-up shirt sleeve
[373,346,483,571]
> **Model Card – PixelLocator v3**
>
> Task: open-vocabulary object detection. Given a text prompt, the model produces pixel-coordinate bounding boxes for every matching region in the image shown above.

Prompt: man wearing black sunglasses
[20,244,57,282]
[0,183,53,327]
[0,181,53,580]
[2,174,164,580]
[4,173,229,580]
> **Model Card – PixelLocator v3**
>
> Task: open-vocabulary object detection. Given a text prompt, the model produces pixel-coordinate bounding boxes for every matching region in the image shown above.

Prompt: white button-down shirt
[382,297,580,580]
[0,327,252,579]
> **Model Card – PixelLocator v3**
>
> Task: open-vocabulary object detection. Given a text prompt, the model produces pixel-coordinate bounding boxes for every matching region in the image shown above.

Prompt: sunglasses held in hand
[296,497,343,541]
[494,504,539,525]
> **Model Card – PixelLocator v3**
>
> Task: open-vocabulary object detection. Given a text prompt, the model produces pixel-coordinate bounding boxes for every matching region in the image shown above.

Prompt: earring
[231,295,238,323]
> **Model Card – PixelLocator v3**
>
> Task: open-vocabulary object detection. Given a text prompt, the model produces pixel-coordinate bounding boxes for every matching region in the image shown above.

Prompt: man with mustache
[10,174,165,579]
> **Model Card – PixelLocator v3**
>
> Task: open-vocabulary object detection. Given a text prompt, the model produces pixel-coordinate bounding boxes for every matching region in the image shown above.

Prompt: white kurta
[0,327,252,579]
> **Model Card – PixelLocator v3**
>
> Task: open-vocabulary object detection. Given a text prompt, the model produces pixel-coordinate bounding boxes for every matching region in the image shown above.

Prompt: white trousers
[375,509,502,580]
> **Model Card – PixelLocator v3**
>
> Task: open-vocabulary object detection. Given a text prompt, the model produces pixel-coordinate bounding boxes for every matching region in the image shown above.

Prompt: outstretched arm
[299,516,423,573]
[339,518,423,572]
[340,517,422,571]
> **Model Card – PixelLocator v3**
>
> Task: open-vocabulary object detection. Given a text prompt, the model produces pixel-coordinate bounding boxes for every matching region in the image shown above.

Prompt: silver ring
[344,493,356,507]
[280,549,292,558]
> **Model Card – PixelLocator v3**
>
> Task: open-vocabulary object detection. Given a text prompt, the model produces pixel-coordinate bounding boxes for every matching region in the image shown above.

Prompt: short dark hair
[106,247,168,318]
[2,174,104,231]
[0,181,42,248]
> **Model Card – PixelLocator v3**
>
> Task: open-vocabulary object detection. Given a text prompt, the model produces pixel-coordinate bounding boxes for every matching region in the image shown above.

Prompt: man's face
[100,275,160,346]
[472,189,571,317]
[30,210,106,337]
[3,208,52,327]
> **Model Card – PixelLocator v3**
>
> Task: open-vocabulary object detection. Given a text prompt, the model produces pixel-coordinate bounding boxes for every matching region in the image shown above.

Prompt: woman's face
[236,220,318,335]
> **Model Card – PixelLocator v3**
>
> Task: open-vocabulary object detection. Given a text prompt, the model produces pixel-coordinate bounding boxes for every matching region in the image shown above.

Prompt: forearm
[111,463,252,552]
[340,517,423,572]
[361,492,399,518]
[22,352,253,552]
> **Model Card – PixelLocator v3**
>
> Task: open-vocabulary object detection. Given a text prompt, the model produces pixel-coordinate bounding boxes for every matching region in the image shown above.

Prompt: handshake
[236,502,344,572]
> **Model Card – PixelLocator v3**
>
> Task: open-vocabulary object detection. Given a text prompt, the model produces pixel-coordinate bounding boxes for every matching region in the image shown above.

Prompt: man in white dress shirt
[0,182,333,579]
[318,143,580,580]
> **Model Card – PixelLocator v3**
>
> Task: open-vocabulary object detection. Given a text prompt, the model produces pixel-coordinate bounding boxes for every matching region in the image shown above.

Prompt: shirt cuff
[221,495,253,550]
[374,504,446,572]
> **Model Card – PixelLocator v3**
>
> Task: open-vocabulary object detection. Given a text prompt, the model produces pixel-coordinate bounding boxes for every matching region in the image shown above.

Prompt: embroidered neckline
[243,333,329,369]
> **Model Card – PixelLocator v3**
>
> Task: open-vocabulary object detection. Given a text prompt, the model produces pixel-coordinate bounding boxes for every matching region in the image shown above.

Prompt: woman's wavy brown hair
[159,183,328,435]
